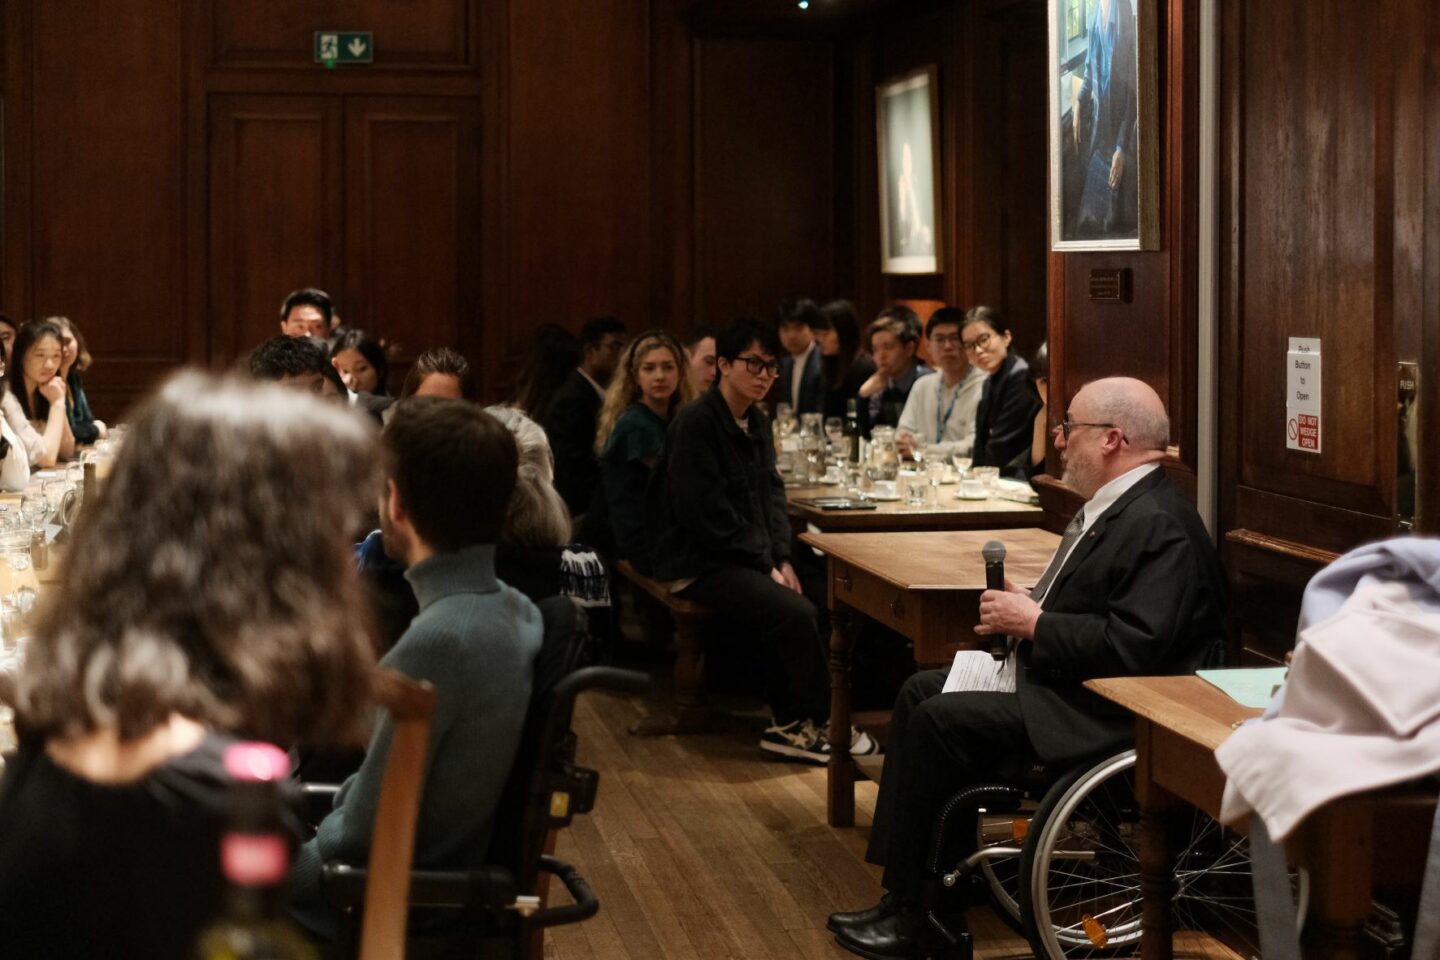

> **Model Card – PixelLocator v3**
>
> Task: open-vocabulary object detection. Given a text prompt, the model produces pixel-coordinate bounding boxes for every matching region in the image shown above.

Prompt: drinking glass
[925,460,947,489]
[18,495,46,533]
[774,403,795,438]
[905,478,931,507]
[951,455,973,476]
[973,465,1001,492]
[831,436,852,464]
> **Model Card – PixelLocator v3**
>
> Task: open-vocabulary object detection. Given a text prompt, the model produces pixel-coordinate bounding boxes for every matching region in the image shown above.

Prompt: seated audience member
[811,300,877,421]
[684,324,718,393]
[895,306,985,460]
[965,305,1043,478]
[279,287,333,338]
[542,316,627,520]
[48,317,107,444]
[829,378,1224,958]
[398,347,477,402]
[290,399,543,942]
[1028,341,1051,478]
[595,331,695,573]
[0,373,377,960]
[858,307,931,434]
[652,317,873,763]
[329,327,389,398]
[3,320,76,467]
[515,323,583,422]
[775,299,825,414]
[0,312,16,371]
[487,405,610,610]
[249,334,347,402]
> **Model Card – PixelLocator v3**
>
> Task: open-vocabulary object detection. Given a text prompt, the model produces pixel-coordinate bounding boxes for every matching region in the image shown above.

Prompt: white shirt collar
[790,342,816,410]
[578,368,606,399]
[1079,462,1161,532]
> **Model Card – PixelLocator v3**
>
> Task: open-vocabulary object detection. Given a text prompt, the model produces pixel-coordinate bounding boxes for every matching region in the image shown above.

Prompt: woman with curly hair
[0,372,379,958]
[593,330,695,572]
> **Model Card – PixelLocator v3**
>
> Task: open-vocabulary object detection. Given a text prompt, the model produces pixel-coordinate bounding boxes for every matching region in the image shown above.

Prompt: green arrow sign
[315,31,374,66]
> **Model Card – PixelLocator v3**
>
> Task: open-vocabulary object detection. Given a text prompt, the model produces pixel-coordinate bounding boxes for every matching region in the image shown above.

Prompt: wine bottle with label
[843,398,863,463]
[195,743,316,960]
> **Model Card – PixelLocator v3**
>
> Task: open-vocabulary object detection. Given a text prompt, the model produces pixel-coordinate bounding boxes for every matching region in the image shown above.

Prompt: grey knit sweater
[289,543,543,939]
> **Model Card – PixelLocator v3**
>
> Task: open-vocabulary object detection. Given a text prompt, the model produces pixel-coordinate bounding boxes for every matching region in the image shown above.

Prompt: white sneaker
[848,727,879,756]
[760,718,831,765]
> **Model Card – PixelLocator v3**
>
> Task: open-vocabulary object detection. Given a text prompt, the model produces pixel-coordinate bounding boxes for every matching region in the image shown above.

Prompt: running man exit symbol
[314,31,374,65]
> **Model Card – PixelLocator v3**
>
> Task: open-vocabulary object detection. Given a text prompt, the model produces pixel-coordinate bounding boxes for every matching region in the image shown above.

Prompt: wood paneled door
[1218,0,1440,661]
[208,95,479,372]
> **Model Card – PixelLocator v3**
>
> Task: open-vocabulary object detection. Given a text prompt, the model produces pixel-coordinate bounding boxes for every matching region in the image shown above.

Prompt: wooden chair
[616,560,722,736]
[356,668,437,960]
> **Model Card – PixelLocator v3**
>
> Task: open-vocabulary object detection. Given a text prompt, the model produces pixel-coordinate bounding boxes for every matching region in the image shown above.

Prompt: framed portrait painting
[877,66,943,274]
[1048,0,1159,250]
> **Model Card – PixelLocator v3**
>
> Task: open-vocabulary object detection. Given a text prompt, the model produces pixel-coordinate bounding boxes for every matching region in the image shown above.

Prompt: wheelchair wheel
[975,804,1031,930]
[1018,749,1306,960]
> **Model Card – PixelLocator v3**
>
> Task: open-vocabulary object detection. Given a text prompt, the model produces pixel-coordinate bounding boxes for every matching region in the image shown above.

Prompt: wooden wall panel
[694,37,835,326]
[505,0,652,343]
[211,1,472,69]
[19,0,188,414]
[208,96,342,365]
[1218,0,1438,659]
[344,97,480,370]
[847,1,1049,360]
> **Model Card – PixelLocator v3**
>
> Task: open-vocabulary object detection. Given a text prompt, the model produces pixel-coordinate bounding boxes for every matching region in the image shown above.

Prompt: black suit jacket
[1017,468,1226,764]
[542,369,604,517]
[777,347,826,415]
[973,352,1043,476]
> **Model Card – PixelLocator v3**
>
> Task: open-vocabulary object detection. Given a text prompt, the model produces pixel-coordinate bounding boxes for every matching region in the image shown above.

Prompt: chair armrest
[319,862,521,912]
[300,782,342,826]
[528,854,598,928]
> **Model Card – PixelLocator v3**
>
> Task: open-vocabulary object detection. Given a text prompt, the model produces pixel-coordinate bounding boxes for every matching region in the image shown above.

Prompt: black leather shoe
[826,893,899,934]
[834,908,920,960]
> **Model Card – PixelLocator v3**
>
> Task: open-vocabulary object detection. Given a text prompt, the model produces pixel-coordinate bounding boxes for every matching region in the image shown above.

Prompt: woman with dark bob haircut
[0,371,380,958]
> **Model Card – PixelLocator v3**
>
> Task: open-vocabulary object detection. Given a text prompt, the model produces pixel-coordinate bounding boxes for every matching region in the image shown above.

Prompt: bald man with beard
[829,377,1226,960]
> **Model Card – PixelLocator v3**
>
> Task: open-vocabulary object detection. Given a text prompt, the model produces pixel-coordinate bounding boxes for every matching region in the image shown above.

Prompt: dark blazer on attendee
[822,355,877,422]
[973,353,1043,476]
[542,368,605,518]
[1018,468,1225,764]
[777,347,825,415]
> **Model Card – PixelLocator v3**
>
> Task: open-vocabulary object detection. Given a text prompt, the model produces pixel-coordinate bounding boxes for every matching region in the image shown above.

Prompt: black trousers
[679,564,830,725]
[866,669,1035,900]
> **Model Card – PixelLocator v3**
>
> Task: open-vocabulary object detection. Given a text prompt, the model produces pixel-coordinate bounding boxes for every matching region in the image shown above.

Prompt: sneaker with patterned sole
[760,718,831,764]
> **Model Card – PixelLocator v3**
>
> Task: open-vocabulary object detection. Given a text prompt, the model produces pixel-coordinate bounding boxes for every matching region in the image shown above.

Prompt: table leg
[827,606,856,827]
[1300,802,1371,960]
[1135,721,1175,960]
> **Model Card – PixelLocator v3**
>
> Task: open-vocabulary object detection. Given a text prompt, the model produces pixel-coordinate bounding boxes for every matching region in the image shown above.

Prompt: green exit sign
[314,31,374,65]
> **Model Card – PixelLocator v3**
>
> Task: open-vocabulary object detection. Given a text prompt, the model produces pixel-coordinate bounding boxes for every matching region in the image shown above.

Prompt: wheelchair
[922,749,1307,959]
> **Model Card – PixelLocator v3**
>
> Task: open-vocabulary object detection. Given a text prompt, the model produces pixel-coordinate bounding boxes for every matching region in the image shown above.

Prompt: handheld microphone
[981,540,1009,661]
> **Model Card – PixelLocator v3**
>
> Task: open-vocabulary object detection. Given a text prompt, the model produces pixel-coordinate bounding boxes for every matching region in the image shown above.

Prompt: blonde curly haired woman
[593,330,696,573]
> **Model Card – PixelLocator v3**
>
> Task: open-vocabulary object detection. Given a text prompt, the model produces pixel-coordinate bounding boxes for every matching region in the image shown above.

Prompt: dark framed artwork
[877,66,943,274]
[1048,0,1159,250]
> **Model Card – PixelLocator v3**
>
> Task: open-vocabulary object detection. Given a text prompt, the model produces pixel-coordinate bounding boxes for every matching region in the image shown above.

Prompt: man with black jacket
[543,316,627,521]
[829,377,1225,959]
[652,317,875,764]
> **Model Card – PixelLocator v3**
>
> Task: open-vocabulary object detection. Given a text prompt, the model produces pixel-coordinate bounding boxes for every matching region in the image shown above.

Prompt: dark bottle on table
[194,742,315,960]
[844,398,863,463]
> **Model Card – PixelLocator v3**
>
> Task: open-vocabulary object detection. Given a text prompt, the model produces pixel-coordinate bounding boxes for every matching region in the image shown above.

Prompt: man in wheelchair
[830,378,1226,959]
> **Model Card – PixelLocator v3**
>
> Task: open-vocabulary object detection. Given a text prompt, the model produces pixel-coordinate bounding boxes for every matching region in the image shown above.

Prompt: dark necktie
[1030,508,1085,607]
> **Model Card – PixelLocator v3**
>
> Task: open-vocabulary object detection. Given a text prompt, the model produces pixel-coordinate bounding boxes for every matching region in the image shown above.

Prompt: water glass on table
[972,465,1001,493]
[904,477,931,507]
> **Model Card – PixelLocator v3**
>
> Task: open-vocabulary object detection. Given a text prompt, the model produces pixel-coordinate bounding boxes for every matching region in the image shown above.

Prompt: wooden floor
[543,688,1242,960]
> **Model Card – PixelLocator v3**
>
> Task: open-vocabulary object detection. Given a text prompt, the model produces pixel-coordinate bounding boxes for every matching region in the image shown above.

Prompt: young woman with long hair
[594,330,696,571]
[3,320,75,467]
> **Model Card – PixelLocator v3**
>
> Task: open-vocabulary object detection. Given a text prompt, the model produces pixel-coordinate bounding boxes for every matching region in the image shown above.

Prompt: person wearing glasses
[894,306,986,460]
[964,305,1043,479]
[829,377,1224,959]
[651,317,875,764]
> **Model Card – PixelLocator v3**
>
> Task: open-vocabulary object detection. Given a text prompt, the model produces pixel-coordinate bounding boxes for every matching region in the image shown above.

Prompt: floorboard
[545,688,1241,960]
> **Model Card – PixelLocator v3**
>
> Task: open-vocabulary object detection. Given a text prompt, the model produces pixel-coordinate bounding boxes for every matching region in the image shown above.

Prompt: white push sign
[1286,337,1321,453]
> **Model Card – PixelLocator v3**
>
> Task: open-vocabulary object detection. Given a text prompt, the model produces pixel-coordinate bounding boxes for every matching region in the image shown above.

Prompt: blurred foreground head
[11,371,381,746]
